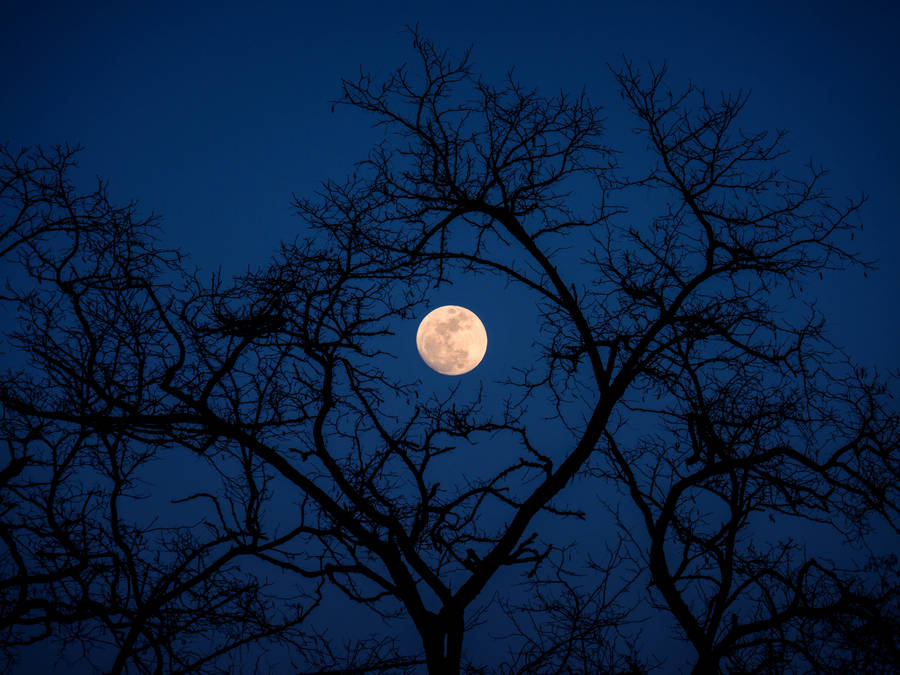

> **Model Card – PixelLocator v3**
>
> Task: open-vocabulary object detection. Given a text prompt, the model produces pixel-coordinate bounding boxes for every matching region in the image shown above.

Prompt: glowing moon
[415,305,488,375]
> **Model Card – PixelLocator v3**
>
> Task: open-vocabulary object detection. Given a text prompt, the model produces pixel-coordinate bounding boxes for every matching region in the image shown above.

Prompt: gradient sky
[2,1,898,671]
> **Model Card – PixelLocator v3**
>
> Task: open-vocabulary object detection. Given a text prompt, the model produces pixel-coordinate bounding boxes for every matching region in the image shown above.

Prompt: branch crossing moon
[416,305,488,375]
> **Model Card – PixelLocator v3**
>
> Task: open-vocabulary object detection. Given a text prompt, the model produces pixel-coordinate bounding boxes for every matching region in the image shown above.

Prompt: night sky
[4,2,898,370]
[3,1,898,671]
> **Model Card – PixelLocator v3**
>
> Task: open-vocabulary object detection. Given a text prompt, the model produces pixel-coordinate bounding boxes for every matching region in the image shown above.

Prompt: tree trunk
[423,617,463,675]
[691,652,720,675]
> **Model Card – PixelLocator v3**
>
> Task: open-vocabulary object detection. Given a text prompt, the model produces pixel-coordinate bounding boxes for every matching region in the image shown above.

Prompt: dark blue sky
[3,1,898,670]
[3,1,897,371]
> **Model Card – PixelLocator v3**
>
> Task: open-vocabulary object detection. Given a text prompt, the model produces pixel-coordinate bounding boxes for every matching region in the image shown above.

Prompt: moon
[416,305,488,375]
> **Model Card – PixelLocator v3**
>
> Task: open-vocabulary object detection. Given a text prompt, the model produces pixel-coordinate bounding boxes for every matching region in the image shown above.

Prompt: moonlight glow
[415,305,488,375]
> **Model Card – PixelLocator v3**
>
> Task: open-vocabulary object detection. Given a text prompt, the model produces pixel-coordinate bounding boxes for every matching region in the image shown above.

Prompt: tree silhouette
[1,34,897,674]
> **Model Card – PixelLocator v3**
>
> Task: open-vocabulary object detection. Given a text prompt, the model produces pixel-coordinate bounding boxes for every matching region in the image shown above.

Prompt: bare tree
[1,33,897,674]
[590,63,900,674]
[0,144,323,673]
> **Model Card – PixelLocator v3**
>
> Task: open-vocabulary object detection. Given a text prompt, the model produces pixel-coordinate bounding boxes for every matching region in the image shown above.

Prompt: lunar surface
[415,305,488,375]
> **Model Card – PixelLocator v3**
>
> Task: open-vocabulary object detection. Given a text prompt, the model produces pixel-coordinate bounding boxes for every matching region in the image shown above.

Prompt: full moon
[415,305,488,376]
